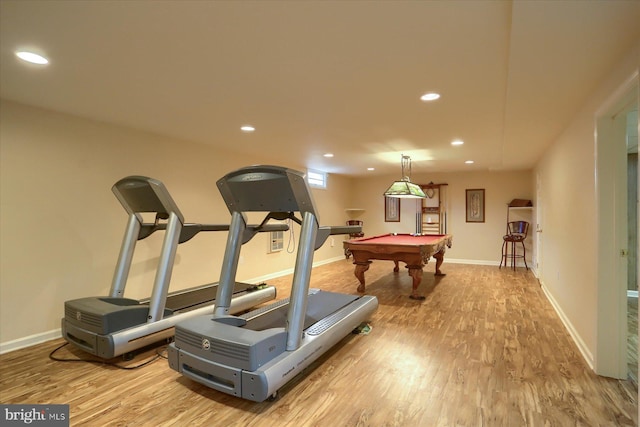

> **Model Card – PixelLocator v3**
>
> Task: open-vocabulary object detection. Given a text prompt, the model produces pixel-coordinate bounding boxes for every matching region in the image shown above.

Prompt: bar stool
[500,221,529,270]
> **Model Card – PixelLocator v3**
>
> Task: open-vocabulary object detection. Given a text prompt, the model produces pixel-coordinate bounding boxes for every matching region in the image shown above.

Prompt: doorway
[595,73,638,380]
[535,172,544,279]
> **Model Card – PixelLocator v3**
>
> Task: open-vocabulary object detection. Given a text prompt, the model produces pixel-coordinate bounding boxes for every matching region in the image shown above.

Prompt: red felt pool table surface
[343,233,453,299]
[349,233,449,246]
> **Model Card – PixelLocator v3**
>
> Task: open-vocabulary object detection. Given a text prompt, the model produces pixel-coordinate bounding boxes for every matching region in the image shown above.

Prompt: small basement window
[307,169,327,189]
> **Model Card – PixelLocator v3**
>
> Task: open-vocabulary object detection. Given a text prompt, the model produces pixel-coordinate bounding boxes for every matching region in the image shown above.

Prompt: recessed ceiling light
[420,92,440,102]
[323,153,334,158]
[16,51,48,65]
[465,160,474,164]
[367,167,375,171]
[451,140,464,146]
[240,125,255,132]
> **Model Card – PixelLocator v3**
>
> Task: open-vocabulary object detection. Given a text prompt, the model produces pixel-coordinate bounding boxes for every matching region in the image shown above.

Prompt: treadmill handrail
[242,223,289,244]
[179,224,229,243]
[138,222,290,244]
[314,225,362,250]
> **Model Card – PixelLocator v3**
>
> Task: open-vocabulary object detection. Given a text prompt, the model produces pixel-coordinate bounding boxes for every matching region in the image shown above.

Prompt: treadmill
[168,165,378,402]
[62,176,287,359]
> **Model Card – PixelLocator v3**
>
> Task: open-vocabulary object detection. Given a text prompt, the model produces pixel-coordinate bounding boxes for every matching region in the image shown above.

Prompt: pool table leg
[354,261,371,293]
[407,266,424,299]
[433,250,446,276]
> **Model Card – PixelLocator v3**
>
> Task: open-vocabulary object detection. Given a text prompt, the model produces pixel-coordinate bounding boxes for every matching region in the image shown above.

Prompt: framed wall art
[384,197,400,222]
[465,189,485,223]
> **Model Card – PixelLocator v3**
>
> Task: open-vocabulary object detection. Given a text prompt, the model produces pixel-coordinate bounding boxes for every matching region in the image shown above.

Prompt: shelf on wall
[345,208,365,219]
[507,199,532,208]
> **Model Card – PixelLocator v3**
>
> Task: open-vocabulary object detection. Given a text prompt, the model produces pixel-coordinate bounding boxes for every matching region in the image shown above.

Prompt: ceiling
[1,1,639,177]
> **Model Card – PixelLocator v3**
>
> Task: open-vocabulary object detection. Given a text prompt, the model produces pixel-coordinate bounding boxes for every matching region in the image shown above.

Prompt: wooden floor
[1,261,637,426]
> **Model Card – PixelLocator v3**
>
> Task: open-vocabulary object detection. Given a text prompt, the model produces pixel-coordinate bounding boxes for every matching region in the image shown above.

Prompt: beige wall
[534,41,639,371]
[0,100,351,346]
[349,171,534,264]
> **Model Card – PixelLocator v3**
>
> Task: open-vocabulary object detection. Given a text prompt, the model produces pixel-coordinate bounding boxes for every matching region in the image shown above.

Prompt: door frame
[535,172,543,278]
[594,71,638,378]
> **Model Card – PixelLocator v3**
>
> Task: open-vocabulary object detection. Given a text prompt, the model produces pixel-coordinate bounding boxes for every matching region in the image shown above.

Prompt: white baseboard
[447,258,532,268]
[0,329,62,355]
[447,258,500,266]
[539,279,595,370]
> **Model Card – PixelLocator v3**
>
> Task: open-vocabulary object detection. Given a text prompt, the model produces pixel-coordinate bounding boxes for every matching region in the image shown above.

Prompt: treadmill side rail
[214,211,246,317]
[147,210,183,322]
[109,214,141,298]
[286,211,317,351]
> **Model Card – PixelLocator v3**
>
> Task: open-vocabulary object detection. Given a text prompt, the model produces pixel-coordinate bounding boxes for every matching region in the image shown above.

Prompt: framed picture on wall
[465,189,485,223]
[384,197,400,222]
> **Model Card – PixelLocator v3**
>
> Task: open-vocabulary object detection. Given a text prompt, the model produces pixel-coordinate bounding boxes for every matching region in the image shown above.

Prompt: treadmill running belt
[165,283,258,312]
[246,291,359,331]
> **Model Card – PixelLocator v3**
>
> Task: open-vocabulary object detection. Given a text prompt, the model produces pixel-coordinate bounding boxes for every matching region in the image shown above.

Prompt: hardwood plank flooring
[1,261,637,426]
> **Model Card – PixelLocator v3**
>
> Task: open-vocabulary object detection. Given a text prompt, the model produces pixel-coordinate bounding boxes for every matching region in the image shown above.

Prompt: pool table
[343,233,453,299]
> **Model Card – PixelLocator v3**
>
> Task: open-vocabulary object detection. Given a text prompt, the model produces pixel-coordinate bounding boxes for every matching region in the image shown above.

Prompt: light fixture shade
[384,180,426,198]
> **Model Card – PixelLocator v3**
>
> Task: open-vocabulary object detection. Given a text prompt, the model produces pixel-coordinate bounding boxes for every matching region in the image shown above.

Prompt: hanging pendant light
[383,154,426,198]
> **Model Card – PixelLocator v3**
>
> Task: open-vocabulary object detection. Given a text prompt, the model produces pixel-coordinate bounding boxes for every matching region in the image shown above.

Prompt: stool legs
[499,240,507,268]
[499,239,528,270]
